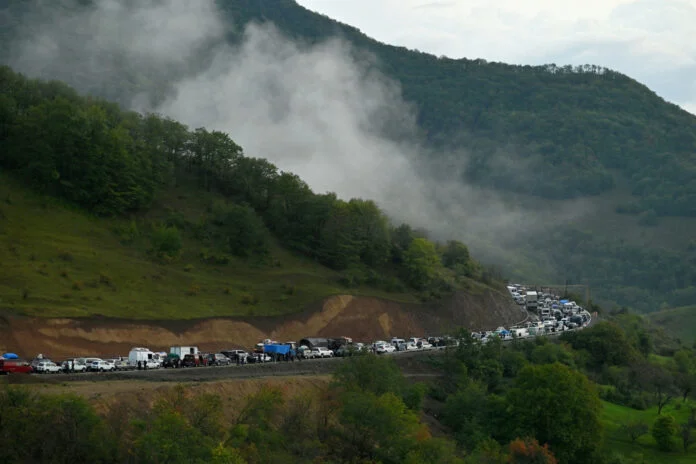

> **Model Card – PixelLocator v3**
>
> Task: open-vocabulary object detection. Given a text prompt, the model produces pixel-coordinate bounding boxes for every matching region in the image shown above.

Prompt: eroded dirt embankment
[0,288,523,357]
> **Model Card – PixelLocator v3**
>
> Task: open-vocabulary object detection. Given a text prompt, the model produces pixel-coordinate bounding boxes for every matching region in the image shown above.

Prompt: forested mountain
[1,0,695,312]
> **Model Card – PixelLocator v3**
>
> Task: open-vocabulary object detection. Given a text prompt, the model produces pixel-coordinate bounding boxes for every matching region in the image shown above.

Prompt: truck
[128,347,160,369]
[169,346,199,358]
[525,291,538,311]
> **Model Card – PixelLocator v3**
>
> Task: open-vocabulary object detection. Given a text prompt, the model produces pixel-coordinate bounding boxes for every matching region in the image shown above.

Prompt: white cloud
[297,0,696,114]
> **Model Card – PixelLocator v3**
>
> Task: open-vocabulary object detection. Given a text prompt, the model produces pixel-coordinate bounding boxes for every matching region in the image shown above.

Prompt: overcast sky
[297,0,696,115]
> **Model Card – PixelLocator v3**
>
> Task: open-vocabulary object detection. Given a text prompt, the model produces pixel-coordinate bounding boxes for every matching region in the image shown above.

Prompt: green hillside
[0,66,493,319]
[0,172,421,319]
[1,0,695,312]
[649,307,696,346]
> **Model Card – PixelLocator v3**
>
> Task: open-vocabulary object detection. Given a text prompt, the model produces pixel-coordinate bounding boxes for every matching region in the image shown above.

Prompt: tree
[402,237,441,289]
[506,363,602,464]
[651,414,677,451]
[441,240,471,274]
[680,422,696,453]
[673,349,696,402]
[631,362,676,415]
[150,226,182,259]
[508,438,558,464]
[620,421,649,444]
[337,391,426,463]
[560,322,637,368]
[213,203,269,257]
[333,354,424,410]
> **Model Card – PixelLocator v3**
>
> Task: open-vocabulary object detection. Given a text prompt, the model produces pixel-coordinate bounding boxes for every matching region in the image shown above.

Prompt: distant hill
[1,0,695,312]
[648,306,696,345]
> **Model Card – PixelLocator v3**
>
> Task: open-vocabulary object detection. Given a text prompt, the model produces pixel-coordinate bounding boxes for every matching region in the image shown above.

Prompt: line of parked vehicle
[0,284,592,376]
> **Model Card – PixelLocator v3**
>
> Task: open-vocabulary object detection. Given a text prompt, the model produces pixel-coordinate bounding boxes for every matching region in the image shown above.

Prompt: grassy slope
[601,400,696,462]
[0,172,419,319]
[648,307,696,345]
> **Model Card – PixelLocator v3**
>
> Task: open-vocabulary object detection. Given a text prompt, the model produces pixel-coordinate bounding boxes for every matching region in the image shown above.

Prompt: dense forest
[0,65,484,299]
[1,0,695,312]
[4,311,696,463]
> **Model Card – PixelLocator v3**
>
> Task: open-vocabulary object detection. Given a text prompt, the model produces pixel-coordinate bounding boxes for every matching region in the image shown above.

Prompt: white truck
[170,346,199,358]
[128,347,160,369]
[525,291,538,311]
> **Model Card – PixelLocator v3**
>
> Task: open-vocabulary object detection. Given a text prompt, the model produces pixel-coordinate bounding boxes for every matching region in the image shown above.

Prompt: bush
[211,202,269,257]
[99,272,112,286]
[652,414,678,451]
[150,226,182,259]
[241,293,259,305]
[186,285,200,296]
[113,220,139,244]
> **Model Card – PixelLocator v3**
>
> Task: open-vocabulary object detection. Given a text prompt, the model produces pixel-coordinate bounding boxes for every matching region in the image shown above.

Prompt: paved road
[1,349,448,384]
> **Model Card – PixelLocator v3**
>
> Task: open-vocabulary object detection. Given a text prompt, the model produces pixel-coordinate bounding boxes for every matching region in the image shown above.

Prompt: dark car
[162,353,181,368]
[181,354,199,367]
[207,353,231,366]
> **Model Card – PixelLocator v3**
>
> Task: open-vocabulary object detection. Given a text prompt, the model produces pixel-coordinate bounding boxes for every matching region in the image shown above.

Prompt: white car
[61,359,87,372]
[312,347,334,358]
[374,343,396,354]
[89,360,115,372]
[35,361,62,374]
[397,341,418,351]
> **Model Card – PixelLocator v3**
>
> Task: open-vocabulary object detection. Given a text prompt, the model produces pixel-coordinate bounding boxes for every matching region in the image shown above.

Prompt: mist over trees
[0,65,483,296]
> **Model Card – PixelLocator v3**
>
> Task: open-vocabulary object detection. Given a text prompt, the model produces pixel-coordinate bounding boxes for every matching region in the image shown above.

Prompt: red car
[0,358,33,374]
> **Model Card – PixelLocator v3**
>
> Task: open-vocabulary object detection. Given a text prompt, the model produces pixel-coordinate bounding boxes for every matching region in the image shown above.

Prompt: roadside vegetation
[0,66,499,318]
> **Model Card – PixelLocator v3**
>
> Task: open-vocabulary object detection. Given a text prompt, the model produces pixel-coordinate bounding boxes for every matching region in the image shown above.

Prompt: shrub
[150,226,182,259]
[652,414,678,451]
[72,281,83,291]
[184,264,194,272]
[114,220,139,244]
[241,293,259,306]
[99,273,112,286]
[165,211,188,230]
[186,285,200,296]
[58,251,74,262]
[21,288,30,300]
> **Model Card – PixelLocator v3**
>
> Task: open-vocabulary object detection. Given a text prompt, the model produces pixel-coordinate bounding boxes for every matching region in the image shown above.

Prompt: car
[374,343,396,354]
[247,353,271,363]
[207,353,231,366]
[221,350,248,362]
[0,358,33,374]
[312,347,334,358]
[89,360,115,372]
[61,359,87,373]
[394,341,416,351]
[35,361,62,374]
